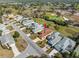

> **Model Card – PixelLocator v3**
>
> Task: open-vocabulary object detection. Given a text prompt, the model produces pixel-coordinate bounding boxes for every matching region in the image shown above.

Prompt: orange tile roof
[38,28,53,39]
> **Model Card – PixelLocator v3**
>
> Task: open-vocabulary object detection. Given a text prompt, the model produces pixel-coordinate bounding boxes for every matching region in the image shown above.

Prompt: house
[0,33,21,56]
[54,37,76,53]
[22,19,34,28]
[65,4,72,7]
[32,22,44,33]
[0,24,10,35]
[2,14,24,24]
[2,14,14,24]
[47,32,62,46]
[14,15,23,22]
[47,32,76,53]
[38,28,53,39]
[22,19,44,33]
[0,34,15,49]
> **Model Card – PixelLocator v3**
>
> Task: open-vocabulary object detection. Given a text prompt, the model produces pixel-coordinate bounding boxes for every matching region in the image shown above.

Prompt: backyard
[0,45,14,58]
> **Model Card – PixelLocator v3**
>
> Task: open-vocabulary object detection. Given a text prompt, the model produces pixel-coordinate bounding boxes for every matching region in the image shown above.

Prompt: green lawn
[45,14,64,22]
[33,18,45,25]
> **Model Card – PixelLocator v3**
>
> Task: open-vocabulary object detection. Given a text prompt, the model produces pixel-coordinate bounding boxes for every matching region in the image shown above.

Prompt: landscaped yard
[0,45,14,58]
[22,28,32,34]
[36,40,47,48]
[15,36,28,52]
[6,25,14,31]
[30,33,38,40]
[10,31,28,52]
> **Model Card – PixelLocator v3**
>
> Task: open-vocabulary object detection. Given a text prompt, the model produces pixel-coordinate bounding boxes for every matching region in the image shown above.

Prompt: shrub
[13,31,20,38]
[0,30,2,36]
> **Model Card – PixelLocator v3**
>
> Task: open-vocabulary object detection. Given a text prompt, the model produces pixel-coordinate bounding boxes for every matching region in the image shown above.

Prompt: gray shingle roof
[54,37,76,53]
[0,34,15,45]
[47,32,62,46]
[47,32,76,53]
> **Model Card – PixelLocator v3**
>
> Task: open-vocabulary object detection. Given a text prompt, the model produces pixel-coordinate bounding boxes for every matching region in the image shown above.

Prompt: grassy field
[42,12,79,38]
[56,25,79,37]
[45,13,64,22]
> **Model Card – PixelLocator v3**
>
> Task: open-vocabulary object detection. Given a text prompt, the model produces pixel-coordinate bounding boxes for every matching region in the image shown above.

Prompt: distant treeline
[0,0,79,4]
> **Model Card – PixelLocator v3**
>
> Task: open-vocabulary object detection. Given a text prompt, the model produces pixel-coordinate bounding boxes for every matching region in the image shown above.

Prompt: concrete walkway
[33,37,41,42]
[10,44,21,57]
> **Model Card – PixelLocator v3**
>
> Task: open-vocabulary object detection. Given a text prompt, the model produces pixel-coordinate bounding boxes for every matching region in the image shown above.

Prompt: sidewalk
[10,44,21,57]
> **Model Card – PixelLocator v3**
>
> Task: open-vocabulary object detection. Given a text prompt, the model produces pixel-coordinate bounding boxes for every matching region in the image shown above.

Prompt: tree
[72,32,79,44]
[47,23,51,28]
[13,31,20,38]
[54,53,63,58]
[62,52,70,58]
[56,12,61,17]
[71,52,77,58]
[74,3,79,10]
[54,25,60,30]
[0,30,2,36]
[43,16,49,20]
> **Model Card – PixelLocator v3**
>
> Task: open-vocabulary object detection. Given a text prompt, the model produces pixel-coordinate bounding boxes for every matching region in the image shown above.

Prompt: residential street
[11,24,49,58]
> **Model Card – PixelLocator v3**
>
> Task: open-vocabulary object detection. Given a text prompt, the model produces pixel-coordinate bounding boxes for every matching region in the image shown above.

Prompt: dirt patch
[0,45,14,58]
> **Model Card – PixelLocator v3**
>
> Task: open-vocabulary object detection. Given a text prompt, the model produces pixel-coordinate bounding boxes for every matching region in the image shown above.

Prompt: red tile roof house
[38,28,53,40]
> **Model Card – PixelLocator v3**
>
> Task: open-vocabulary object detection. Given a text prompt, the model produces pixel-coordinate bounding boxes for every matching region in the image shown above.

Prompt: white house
[0,24,10,35]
